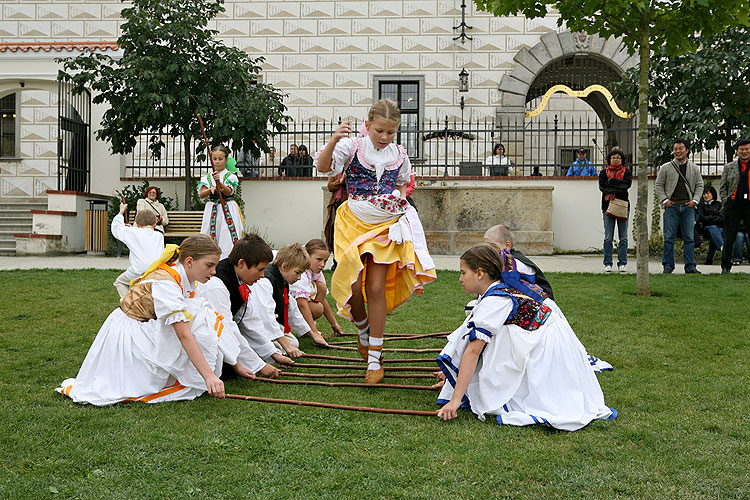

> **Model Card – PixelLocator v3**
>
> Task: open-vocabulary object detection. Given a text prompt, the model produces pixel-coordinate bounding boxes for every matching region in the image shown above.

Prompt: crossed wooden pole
[226,333,445,416]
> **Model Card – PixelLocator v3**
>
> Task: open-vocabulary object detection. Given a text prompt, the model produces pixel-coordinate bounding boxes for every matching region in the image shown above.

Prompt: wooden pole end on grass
[226,393,438,416]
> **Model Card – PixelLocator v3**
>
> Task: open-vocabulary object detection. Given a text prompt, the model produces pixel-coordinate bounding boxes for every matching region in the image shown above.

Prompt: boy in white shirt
[111,202,165,298]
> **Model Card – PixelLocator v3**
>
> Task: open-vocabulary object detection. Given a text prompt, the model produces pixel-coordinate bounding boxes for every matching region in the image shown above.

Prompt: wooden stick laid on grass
[336,332,450,338]
[286,362,435,372]
[327,332,448,345]
[323,345,442,354]
[280,372,435,379]
[226,394,438,416]
[300,353,435,364]
[255,377,437,391]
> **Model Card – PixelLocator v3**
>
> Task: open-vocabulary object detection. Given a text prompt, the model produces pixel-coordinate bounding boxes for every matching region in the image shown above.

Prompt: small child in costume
[58,235,259,406]
[254,243,329,357]
[290,239,344,337]
[198,145,245,259]
[111,202,165,298]
[435,243,617,431]
[199,234,293,370]
[315,99,436,384]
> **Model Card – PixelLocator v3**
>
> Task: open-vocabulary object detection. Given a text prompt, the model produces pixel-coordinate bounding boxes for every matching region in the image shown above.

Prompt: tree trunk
[635,15,651,296]
[184,133,192,210]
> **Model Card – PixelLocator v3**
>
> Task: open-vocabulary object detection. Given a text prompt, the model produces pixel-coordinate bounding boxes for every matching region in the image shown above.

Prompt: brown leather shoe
[356,338,369,360]
[364,345,384,384]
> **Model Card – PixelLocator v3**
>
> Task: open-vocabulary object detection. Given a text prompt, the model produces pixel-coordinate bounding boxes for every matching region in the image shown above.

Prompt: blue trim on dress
[500,270,547,304]
[607,408,619,420]
[465,322,493,342]
[481,283,519,321]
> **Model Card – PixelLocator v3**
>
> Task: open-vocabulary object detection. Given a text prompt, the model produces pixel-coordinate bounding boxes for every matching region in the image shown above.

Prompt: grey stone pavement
[1,253,748,274]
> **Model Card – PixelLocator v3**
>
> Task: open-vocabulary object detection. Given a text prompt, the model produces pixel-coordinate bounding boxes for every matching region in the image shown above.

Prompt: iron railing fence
[124,117,733,179]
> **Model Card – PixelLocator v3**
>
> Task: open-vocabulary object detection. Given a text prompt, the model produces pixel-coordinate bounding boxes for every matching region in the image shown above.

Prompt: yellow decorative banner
[525,84,632,118]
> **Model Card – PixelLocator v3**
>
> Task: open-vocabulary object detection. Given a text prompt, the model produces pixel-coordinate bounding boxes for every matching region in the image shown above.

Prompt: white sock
[367,337,383,370]
[354,317,369,347]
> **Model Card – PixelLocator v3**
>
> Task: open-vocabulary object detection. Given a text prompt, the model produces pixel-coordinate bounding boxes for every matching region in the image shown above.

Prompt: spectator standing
[598,149,632,272]
[567,149,597,176]
[484,143,513,176]
[235,145,259,178]
[279,144,299,177]
[260,146,279,176]
[655,139,704,273]
[297,144,313,177]
[718,138,750,273]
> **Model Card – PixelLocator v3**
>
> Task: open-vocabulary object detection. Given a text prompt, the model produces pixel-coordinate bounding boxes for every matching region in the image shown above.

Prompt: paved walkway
[1,253,747,274]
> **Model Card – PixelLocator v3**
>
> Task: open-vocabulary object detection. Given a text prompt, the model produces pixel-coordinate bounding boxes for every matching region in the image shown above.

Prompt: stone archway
[497,31,638,123]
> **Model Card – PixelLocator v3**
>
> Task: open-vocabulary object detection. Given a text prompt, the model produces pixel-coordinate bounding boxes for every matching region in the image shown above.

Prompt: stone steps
[0,200,48,255]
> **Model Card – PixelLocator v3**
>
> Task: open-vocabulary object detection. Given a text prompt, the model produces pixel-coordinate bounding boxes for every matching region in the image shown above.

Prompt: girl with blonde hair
[315,99,436,384]
[58,234,258,405]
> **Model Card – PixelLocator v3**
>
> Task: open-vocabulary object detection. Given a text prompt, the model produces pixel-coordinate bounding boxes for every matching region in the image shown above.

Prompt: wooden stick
[196,113,226,207]
[286,363,435,372]
[255,377,436,391]
[226,394,438,416]
[300,353,435,364]
[279,372,434,379]
[327,332,448,345]
[336,332,450,338]
[322,345,442,354]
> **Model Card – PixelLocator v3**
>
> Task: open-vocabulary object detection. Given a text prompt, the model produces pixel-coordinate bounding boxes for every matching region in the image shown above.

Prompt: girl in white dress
[57,235,257,406]
[198,145,245,259]
[436,243,617,431]
[289,239,344,338]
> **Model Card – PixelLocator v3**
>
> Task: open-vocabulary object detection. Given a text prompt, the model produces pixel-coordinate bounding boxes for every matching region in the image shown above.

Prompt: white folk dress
[197,169,244,259]
[437,279,617,431]
[57,264,243,406]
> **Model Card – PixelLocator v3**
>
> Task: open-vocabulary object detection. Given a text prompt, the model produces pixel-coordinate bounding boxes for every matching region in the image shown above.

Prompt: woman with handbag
[599,149,632,272]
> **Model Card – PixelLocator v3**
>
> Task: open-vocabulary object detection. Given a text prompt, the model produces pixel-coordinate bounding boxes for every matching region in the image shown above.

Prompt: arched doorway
[496,31,638,173]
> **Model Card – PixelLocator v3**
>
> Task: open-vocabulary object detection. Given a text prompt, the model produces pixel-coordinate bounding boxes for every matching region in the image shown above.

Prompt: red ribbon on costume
[239,283,251,302]
[283,287,291,333]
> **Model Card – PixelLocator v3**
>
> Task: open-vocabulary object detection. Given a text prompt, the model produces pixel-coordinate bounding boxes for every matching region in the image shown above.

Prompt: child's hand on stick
[205,375,226,399]
[436,400,460,421]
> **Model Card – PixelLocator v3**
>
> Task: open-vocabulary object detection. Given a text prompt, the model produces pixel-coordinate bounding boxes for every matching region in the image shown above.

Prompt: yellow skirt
[331,201,437,320]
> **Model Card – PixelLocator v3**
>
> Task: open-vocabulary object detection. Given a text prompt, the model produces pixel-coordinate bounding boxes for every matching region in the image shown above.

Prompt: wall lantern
[458,68,470,92]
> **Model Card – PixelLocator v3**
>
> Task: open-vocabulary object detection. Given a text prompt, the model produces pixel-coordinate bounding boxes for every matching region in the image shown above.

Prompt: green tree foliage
[57,0,289,207]
[615,27,750,166]
[475,0,749,295]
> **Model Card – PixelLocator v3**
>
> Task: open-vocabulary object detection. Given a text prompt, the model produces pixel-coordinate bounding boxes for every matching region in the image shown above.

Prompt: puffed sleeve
[223,171,239,195]
[289,272,314,300]
[151,280,192,324]
[467,295,515,343]
[395,147,412,185]
[314,137,353,177]
[196,172,211,192]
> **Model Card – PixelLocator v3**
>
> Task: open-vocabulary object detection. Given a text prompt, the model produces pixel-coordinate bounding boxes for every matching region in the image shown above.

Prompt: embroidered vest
[483,280,551,331]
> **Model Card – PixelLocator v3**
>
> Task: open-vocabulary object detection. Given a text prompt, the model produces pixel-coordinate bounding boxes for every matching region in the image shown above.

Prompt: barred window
[378,80,420,157]
[0,93,17,158]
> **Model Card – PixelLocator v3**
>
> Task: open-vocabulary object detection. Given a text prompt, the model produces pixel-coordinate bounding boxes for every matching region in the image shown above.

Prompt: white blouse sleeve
[468,295,515,343]
[288,293,311,336]
[253,278,285,340]
[289,272,314,300]
[314,137,353,177]
[151,280,192,324]
[197,278,265,373]
[396,150,412,185]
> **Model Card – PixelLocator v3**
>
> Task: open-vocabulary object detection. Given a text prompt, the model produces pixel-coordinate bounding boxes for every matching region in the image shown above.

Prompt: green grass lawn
[0,269,747,499]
